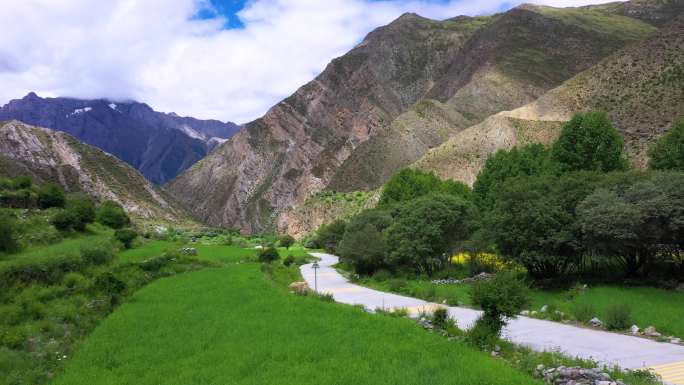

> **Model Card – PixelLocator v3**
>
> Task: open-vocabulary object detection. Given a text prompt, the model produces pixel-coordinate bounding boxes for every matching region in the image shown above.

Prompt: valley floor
[53,246,540,385]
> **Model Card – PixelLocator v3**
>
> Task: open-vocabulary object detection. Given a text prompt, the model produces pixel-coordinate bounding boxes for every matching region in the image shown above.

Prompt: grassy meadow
[53,260,541,385]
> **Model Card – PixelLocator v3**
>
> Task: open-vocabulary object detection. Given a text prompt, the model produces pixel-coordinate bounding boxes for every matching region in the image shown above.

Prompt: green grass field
[54,263,541,385]
[360,277,684,339]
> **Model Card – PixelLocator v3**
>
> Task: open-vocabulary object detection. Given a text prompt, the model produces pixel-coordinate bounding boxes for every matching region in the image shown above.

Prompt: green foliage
[605,303,632,330]
[282,254,295,266]
[386,193,473,275]
[466,317,501,350]
[0,213,19,254]
[431,307,450,329]
[379,168,471,207]
[51,209,79,232]
[257,247,280,263]
[66,195,96,231]
[80,244,116,265]
[649,117,684,171]
[315,219,347,253]
[572,302,596,323]
[470,271,530,335]
[474,144,554,210]
[551,111,628,173]
[37,183,66,209]
[114,228,137,249]
[337,209,392,275]
[278,234,295,249]
[96,201,130,229]
[11,176,32,190]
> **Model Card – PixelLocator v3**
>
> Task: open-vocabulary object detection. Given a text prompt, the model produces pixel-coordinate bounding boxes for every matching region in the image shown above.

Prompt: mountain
[0,93,240,184]
[414,13,684,184]
[0,120,188,221]
[169,0,677,233]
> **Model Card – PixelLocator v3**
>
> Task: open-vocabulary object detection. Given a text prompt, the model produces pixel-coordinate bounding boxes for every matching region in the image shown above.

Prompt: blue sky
[0,0,621,123]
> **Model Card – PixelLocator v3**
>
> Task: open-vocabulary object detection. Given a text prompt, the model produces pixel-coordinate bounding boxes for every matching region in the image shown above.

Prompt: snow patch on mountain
[178,124,207,141]
[66,107,92,117]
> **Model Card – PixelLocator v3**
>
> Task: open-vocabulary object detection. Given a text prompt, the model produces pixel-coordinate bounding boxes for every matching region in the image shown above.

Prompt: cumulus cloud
[0,0,621,123]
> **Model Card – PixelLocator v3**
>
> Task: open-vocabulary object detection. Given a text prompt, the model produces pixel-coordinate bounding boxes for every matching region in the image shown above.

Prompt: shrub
[114,228,137,249]
[470,271,529,335]
[388,278,407,292]
[372,269,391,281]
[96,201,130,229]
[51,209,78,231]
[649,117,684,171]
[0,213,19,253]
[80,244,116,265]
[283,254,295,266]
[278,234,295,249]
[605,303,632,330]
[37,183,66,209]
[11,176,32,190]
[94,272,127,305]
[466,317,500,350]
[432,307,450,329]
[258,247,280,263]
[62,272,89,290]
[572,302,595,323]
[315,219,347,253]
[67,195,96,231]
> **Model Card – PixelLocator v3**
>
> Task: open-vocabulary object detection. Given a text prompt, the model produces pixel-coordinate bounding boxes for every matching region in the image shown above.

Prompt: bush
[649,117,684,171]
[315,219,347,253]
[51,209,78,231]
[432,307,450,329]
[282,254,295,266]
[258,247,280,263]
[11,176,32,190]
[278,234,295,249]
[114,228,137,249]
[62,272,89,290]
[0,213,19,253]
[388,278,407,292]
[470,271,529,335]
[37,183,66,209]
[605,303,632,330]
[80,244,116,265]
[94,272,127,305]
[572,302,596,323]
[466,317,500,350]
[96,201,130,229]
[372,269,391,281]
[67,195,96,231]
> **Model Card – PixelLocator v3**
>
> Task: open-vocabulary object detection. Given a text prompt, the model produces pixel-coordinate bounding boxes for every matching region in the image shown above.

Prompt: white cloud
[0,0,622,123]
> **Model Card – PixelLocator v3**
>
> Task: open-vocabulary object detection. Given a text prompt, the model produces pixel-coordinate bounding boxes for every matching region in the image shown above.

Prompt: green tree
[486,175,578,278]
[37,183,66,209]
[315,219,347,253]
[0,213,19,253]
[67,195,96,231]
[386,193,473,275]
[278,234,295,249]
[51,209,78,231]
[258,247,280,263]
[649,118,684,171]
[338,209,392,275]
[114,228,138,249]
[470,271,530,335]
[551,111,628,173]
[11,176,32,190]
[379,168,471,207]
[96,201,130,229]
[473,144,553,210]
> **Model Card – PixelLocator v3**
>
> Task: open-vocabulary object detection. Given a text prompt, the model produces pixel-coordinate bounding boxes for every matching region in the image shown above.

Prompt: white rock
[540,305,548,312]
[589,317,603,327]
[630,325,640,334]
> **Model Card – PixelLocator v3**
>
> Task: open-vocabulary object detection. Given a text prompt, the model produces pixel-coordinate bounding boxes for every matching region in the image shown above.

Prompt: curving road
[301,253,684,379]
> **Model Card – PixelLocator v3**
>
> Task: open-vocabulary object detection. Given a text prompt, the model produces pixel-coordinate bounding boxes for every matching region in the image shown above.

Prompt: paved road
[301,253,684,378]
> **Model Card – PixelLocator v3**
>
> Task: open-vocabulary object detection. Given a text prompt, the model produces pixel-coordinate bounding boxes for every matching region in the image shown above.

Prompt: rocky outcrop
[0,93,239,184]
[0,120,188,220]
[169,1,672,233]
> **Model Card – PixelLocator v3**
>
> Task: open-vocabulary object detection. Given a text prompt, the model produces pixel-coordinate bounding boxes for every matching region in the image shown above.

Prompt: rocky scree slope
[414,14,684,183]
[168,0,673,233]
[0,120,188,220]
[0,93,239,184]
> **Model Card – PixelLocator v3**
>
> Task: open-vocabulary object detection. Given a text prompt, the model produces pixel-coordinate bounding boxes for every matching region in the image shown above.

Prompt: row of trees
[312,112,684,282]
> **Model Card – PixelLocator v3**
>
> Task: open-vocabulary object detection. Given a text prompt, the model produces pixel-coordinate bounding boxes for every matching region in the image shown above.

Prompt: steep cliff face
[0,93,240,184]
[415,15,684,184]
[0,120,188,220]
[169,0,680,234]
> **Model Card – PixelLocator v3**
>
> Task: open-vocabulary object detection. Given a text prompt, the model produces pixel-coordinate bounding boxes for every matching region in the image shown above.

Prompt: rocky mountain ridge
[0,93,240,184]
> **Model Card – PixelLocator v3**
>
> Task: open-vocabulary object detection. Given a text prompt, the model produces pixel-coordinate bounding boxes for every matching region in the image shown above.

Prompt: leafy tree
[114,228,138,249]
[470,271,530,335]
[37,183,66,209]
[0,213,19,253]
[486,175,578,278]
[337,209,392,274]
[473,144,553,210]
[315,219,347,253]
[278,234,295,249]
[11,176,32,190]
[551,111,628,173]
[649,118,684,171]
[258,247,280,263]
[51,210,79,231]
[386,193,473,275]
[66,195,96,231]
[379,168,471,207]
[96,201,130,229]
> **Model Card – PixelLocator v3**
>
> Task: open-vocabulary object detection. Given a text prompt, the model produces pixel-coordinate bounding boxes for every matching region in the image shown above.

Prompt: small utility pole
[312,261,320,293]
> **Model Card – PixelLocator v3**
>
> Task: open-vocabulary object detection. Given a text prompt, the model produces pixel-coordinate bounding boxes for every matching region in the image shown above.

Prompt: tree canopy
[649,118,684,171]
